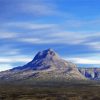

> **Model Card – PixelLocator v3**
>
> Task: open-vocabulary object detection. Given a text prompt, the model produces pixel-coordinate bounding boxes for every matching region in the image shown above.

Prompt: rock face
[79,68,100,80]
[0,49,86,81]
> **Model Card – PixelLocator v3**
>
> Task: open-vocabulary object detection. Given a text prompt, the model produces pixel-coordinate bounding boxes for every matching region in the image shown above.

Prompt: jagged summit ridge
[33,48,60,61]
[16,48,61,71]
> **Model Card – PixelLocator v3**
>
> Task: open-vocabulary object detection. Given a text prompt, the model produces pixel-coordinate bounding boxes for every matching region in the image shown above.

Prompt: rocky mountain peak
[33,48,59,61]
[0,48,86,81]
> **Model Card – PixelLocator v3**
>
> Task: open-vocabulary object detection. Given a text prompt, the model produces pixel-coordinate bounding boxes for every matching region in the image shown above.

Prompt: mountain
[0,49,86,81]
[79,68,100,80]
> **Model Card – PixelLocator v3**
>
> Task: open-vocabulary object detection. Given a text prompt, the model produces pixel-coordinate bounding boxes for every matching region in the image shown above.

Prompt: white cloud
[2,20,100,46]
[0,56,32,63]
[65,18,100,29]
[0,64,12,71]
[5,22,55,30]
[0,55,33,71]
[0,46,20,55]
[1,22,100,47]
[20,38,41,43]
[66,57,100,64]
[19,37,69,44]
[85,42,100,50]
[0,32,18,39]
[18,31,88,45]
[19,1,56,16]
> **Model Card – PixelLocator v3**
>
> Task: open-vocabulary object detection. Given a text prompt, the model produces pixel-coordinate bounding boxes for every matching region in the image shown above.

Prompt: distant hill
[79,67,100,80]
[0,49,86,81]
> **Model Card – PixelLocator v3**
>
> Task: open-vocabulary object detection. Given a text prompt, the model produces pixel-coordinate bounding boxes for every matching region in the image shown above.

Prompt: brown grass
[0,81,100,100]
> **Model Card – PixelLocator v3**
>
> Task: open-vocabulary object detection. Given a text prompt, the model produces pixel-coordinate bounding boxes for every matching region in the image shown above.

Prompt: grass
[0,81,100,100]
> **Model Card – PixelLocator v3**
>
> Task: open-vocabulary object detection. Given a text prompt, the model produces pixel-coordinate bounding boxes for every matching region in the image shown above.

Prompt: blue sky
[0,0,100,71]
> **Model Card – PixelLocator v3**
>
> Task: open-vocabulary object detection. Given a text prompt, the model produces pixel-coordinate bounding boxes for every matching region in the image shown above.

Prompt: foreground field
[0,81,100,100]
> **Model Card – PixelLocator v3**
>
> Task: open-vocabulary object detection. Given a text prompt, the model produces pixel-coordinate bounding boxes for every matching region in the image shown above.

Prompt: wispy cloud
[64,18,100,29]
[0,64,12,71]
[16,31,92,45]
[1,21,100,51]
[0,45,21,56]
[20,2,56,16]
[0,32,18,39]
[19,37,86,45]
[85,42,100,50]
[0,56,32,63]
[4,22,56,30]
[0,55,32,71]
[66,57,100,64]
[19,38,41,44]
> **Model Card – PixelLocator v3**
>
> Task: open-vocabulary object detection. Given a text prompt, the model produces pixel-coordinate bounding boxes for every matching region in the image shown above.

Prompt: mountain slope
[0,49,86,81]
